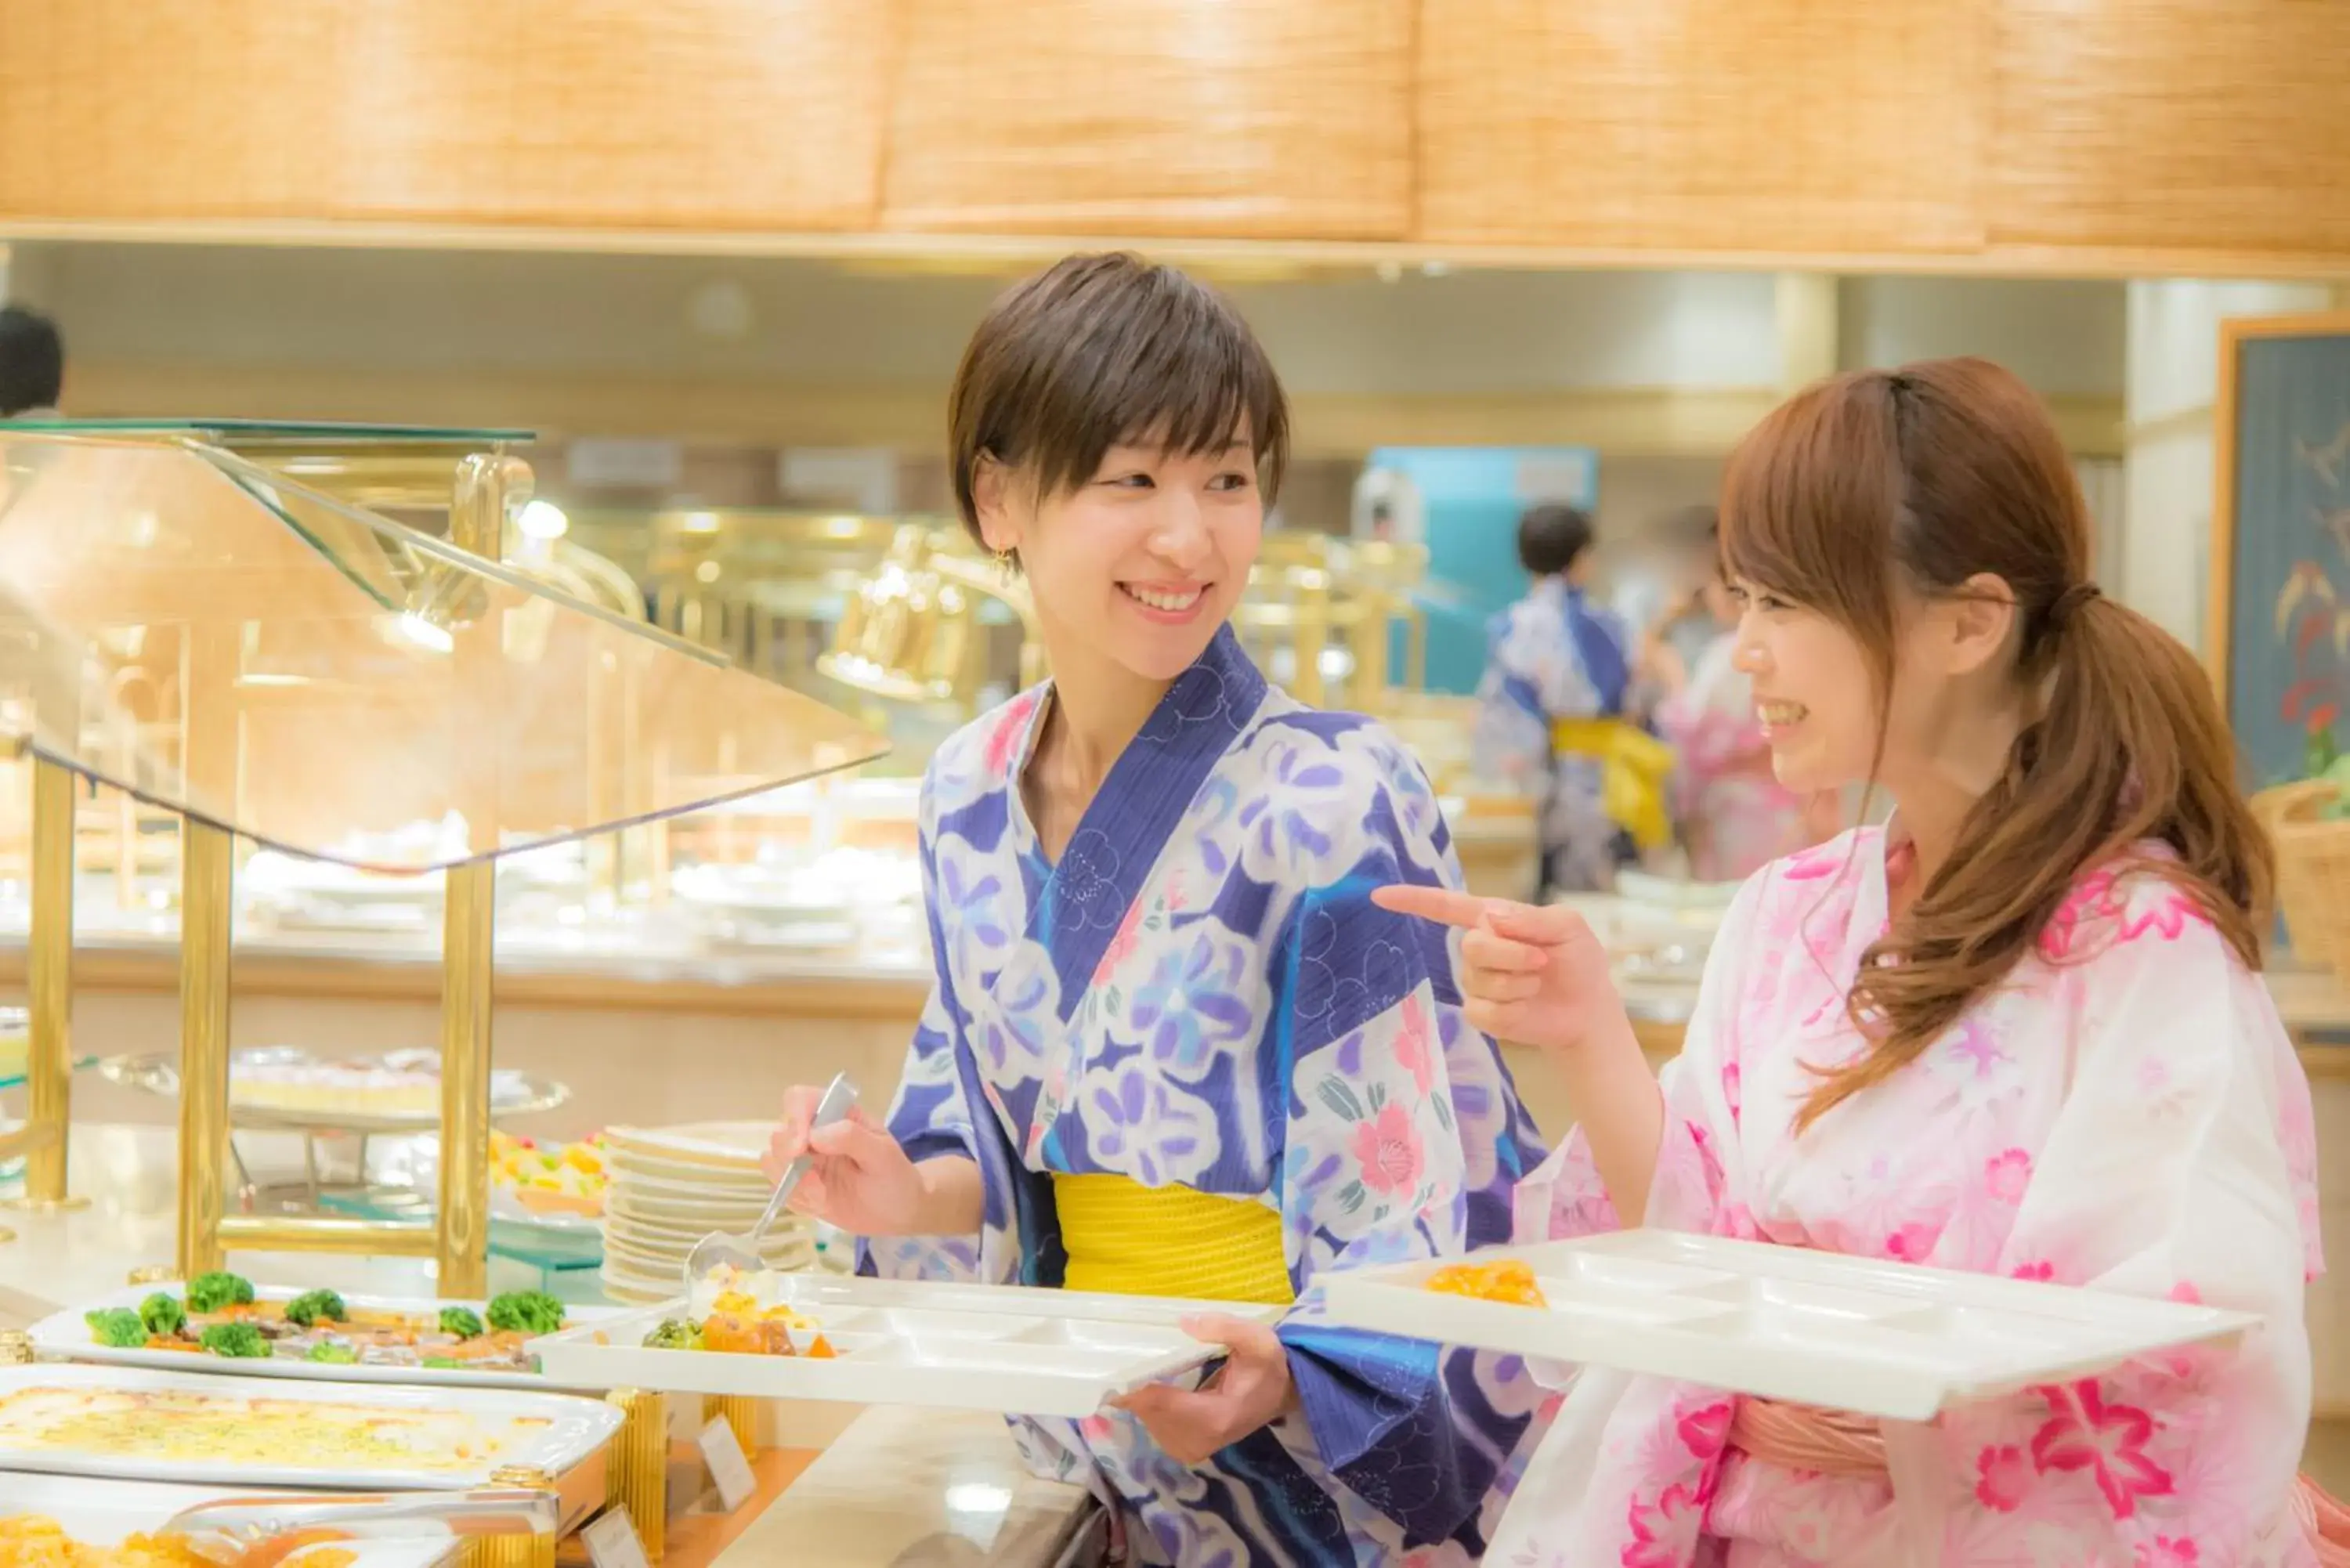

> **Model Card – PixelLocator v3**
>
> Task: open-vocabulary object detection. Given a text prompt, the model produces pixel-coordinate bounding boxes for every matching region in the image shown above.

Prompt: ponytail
[1794,589,2270,1133]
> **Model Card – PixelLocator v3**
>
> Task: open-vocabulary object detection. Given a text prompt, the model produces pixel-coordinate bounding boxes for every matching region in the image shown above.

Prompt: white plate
[31,1288,629,1392]
[530,1275,1276,1421]
[605,1122,772,1169]
[606,1188,772,1224]
[605,1166,773,1204]
[0,1476,459,1568]
[1319,1230,2263,1422]
[0,1364,620,1491]
[605,1150,773,1190]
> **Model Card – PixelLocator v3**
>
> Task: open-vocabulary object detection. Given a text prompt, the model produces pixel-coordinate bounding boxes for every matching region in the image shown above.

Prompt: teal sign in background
[1366,446,1600,693]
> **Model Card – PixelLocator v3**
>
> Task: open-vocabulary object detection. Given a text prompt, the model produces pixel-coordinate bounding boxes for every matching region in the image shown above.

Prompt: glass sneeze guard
[0,432,890,870]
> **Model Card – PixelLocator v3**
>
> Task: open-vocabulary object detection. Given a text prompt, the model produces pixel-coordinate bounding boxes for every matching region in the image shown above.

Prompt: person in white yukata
[765,254,1547,1566]
[1386,357,2348,1564]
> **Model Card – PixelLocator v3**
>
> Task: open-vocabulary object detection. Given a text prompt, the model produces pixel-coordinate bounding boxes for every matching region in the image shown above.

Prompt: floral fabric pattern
[1495,826,2324,1566]
[867,628,1550,1566]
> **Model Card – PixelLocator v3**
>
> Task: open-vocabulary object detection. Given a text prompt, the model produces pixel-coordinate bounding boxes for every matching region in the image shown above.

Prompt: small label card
[699,1414,757,1512]
[582,1508,651,1568]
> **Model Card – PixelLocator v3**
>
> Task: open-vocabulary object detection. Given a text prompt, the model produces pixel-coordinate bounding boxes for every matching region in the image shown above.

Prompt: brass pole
[176,818,234,1278]
[5,757,83,1212]
[436,451,522,1299]
[436,860,494,1296]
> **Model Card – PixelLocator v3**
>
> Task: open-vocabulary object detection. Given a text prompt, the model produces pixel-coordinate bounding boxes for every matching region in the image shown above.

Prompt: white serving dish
[0,1364,621,1492]
[1320,1230,2261,1422]
[530,1275,1278,1420]
[31,1288,628,1391]
[0,1475,460,1568]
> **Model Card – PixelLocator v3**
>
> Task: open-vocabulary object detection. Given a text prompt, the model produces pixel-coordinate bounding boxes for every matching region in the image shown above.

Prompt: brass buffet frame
[0,434,537,1290]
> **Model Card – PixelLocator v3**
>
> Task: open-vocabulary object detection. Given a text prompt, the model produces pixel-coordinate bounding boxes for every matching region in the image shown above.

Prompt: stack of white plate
[600,1122,813,1305]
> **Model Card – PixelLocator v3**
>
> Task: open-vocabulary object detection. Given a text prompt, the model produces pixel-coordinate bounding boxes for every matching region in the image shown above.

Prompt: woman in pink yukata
[1382,357,2350,1564]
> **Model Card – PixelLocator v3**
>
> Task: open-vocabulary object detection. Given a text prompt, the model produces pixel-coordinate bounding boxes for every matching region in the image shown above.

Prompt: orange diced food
[1423,1259,1548,1308]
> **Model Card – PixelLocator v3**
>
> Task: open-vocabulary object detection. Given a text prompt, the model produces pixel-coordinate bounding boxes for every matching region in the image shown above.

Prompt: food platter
[0,1476,460,1568]
[1319,1230,2262,1422]
[32,1277,625,1392]
[0,1364,620,1492]
[98,1050,567,1135]
[529,1271,1278,1420]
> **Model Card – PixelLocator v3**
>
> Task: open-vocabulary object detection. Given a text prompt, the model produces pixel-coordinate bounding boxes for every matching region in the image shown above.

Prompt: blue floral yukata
[864,627,1550,1565]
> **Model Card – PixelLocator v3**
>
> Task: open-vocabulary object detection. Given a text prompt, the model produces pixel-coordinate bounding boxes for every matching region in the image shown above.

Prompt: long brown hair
[1719,358,2270,1133]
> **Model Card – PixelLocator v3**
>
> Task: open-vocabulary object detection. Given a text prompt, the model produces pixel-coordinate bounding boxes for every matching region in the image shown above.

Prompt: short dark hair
[0,307,63,417]
[947,254,1289,544]
[1517,503,1595,577]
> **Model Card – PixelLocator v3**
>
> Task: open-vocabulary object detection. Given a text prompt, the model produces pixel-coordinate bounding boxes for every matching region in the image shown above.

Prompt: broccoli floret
[306,1341,359,1364]
[283,1289,347,1328]
[138,1292,186,1338]
[484,1291,564,1336]
[438,1306,485,1339]
[421,1356,469,1370]
[642,1319,702,1351]
[199,1321,269,1359]
[186,1271,255,1313]
[85,1308,146,1348]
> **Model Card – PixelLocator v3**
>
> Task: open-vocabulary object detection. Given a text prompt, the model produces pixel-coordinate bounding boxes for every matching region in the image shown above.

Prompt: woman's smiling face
[975,430,1265,685]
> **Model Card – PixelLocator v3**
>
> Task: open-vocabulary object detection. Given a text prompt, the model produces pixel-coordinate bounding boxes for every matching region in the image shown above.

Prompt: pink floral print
[1984,1149,2032,1203]
[1394,994,1434,1097]
[1351,1103,1425,1196]
[2029,1381,2175,1519]
[1975,1444,2031,1511]
[1621,1483,1705,1568]
[1486,824,2323,1567]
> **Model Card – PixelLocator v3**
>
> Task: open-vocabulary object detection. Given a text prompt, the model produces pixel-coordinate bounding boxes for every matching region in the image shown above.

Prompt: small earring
[993,547,1016,580]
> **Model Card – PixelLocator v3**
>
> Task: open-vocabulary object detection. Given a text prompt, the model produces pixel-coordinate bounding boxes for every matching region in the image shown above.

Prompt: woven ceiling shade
[878,0,1415,240]
[1989,0,2350,258]
[1415,0,1984,257]
[0,0,891,231]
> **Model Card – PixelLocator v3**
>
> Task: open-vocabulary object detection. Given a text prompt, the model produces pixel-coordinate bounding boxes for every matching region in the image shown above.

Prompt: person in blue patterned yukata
[765,253,1548,1566]
[1473,504,1660,898]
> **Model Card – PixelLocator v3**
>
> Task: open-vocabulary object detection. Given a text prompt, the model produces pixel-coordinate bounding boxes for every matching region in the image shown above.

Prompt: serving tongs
[158,1485,558,1568]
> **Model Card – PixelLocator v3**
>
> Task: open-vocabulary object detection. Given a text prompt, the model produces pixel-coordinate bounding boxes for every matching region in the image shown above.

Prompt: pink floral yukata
[1488,826,2326,1566]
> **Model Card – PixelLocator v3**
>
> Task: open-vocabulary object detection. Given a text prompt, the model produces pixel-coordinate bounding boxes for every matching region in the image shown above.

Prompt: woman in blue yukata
[1473,504,1666,897]
[766,253,1548,1566]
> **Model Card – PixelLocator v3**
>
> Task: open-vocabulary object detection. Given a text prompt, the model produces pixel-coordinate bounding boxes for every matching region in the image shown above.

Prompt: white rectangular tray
[0,1476,458,1568]
[32,1286,629,1391]
[0,1364,622,1491]
[1320,1230,2261,1422]
[528,1274,1280,1421]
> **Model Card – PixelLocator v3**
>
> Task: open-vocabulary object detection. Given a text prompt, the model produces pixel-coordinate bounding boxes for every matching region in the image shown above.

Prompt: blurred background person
[1645,511,1813,882]
[1473,502,1671,896]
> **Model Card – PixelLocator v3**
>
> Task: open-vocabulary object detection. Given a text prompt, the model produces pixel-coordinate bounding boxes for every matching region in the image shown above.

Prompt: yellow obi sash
[1553,716,1676,851]
[1053,1173,1296,1306]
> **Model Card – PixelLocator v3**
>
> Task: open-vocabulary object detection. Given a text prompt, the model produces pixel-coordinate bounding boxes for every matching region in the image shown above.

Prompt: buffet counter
[0,1123,1096,1567]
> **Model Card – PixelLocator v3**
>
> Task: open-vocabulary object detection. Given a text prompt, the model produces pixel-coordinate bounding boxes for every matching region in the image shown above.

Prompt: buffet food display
[33,1276,609,1390]
[0,1366,620,1492]
[0,1479,465,1568]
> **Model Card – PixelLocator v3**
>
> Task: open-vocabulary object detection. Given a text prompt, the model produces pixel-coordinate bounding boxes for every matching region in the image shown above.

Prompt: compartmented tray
[31,1285,627,1391]
[1319,1230,2261,1422]
[0,1476,460,1568]
[0,1364,621,1491]
[528,1273,1279,1420]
